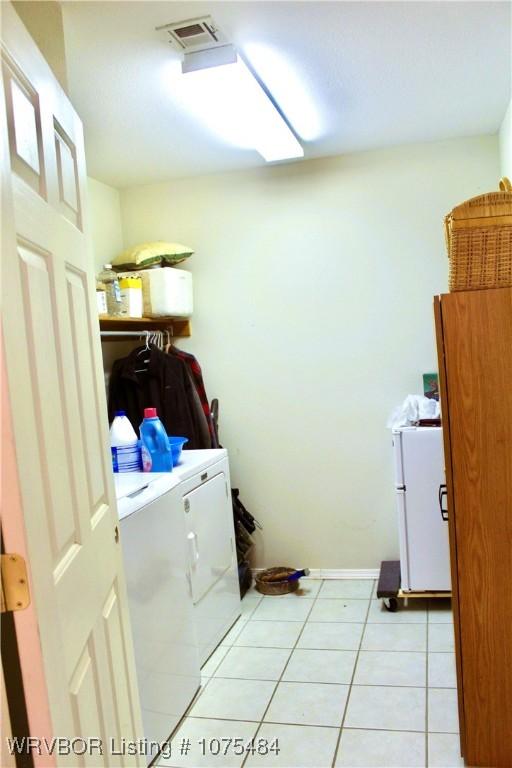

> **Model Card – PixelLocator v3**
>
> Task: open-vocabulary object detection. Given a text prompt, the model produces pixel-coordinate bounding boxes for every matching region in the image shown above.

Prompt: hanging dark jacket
[183,365,212,449]
[169,347,218,447]
[108,346,200,448]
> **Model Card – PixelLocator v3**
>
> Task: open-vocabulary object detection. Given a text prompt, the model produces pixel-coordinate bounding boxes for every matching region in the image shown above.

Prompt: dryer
[178,450,241,666]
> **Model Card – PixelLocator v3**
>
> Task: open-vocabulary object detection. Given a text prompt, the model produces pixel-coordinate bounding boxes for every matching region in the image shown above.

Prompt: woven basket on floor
[255,567,299,595]
[444,177,512,291]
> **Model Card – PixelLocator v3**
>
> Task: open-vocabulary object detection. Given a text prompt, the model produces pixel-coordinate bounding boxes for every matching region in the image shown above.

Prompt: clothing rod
[100,331,148,338]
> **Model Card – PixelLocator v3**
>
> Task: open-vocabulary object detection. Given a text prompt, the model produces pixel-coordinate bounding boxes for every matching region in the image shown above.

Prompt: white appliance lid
[114,472,178,501]
[114,473,152,500]
[115,473,179,521]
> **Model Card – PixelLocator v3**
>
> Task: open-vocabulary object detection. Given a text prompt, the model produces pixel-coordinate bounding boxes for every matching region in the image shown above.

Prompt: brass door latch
[1,554,30,613]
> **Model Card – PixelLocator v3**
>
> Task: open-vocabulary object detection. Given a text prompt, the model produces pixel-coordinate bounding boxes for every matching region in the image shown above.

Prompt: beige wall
[88,177,124,273]
[500,98,512,179]
[12,1,67,91]
[87,177,139,380]
[118,135,499,569]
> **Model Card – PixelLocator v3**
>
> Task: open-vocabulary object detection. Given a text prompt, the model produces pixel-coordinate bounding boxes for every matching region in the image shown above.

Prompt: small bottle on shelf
[96,281,107,315]
[97,264,122,316]
[119,276,143,318]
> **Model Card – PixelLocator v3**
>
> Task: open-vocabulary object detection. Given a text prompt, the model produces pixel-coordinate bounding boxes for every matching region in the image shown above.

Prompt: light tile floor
[158,580,463,768]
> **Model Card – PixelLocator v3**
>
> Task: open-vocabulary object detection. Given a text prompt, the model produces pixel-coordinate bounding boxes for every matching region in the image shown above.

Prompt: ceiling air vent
[156,16,228,53]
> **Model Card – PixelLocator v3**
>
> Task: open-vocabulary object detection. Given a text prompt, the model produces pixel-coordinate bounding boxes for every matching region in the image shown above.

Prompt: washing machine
[116,472,200,762]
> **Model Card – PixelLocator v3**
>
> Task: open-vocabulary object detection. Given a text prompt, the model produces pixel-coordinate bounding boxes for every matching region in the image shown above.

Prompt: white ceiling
[61,1,511,188]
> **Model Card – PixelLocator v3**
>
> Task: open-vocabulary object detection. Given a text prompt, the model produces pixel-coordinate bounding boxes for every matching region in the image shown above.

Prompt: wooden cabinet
[434,287,512,767]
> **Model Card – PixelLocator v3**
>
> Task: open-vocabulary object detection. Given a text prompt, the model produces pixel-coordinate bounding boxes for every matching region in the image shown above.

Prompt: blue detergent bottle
[139,408,173,472]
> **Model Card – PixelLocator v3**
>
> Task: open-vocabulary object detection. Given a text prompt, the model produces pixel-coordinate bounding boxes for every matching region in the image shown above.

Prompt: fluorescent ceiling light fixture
[243,43,322,142]
[173,45,304,162]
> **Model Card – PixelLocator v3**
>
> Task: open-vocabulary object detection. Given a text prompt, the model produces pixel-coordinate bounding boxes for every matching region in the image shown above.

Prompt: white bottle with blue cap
[110,410,141,472]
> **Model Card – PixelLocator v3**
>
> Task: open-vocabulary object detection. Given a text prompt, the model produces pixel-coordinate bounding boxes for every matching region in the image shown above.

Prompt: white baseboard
[319,568,380,580]
[251,568,379,580]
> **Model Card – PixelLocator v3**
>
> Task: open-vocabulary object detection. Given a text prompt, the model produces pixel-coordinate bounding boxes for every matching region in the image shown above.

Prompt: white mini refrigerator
[392,427,451,592]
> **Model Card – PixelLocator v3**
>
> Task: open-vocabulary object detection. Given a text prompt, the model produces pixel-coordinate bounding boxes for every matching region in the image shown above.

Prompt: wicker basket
[255,567,299,595]
[444,177,512,291]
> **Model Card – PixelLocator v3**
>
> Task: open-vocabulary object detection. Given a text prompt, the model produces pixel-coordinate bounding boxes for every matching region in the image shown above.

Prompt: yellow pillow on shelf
[112,241,194,270]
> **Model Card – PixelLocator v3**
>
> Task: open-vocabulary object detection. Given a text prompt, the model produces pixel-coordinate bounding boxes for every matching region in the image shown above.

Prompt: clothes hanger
[164,329,173,354]
[148,331,164,351]
[135,331,151,373]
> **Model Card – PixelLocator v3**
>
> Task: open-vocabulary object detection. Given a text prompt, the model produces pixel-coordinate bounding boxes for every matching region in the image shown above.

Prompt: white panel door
[184,472,233,604]
[1,6,143,765]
